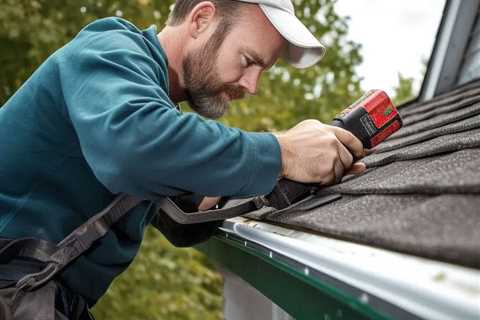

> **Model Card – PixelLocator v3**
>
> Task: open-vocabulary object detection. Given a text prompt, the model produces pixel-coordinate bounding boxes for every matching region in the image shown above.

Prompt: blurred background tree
[92,228,224,320]
[392,73,416,106]
[0,0,383,319]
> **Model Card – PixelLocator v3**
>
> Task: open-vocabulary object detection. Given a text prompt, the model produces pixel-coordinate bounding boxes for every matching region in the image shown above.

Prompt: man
[0,0,366,318]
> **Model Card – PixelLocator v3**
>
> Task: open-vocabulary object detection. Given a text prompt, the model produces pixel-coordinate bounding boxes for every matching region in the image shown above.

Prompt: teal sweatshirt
[0,17,281,304]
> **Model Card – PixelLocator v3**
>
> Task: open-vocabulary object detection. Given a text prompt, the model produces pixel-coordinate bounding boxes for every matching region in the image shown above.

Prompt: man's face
[183,5,286,119]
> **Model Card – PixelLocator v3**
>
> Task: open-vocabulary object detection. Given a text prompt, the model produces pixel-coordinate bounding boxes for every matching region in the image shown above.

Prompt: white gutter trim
[222,217,480,320]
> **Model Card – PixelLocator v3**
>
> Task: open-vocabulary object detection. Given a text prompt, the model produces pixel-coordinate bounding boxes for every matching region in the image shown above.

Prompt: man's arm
[56,24,281,199]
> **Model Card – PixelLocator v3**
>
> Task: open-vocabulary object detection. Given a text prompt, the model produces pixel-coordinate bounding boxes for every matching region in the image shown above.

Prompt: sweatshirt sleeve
[56,20,281,199]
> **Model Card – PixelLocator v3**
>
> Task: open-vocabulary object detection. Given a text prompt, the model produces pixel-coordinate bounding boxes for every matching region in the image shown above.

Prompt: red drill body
[332,90,402,149]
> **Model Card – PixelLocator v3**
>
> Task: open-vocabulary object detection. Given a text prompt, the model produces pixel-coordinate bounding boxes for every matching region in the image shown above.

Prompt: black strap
[154,180,318,224]
[0,238,56,264]
[14,194,143,292]
[11,180,321,291]
[155,197,266,224]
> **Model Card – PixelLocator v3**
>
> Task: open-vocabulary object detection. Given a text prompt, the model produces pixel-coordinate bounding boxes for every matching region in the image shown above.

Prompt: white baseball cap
[234,0,326,68]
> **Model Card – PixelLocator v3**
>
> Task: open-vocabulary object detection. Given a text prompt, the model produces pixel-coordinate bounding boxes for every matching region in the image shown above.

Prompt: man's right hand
[274,119,367,185]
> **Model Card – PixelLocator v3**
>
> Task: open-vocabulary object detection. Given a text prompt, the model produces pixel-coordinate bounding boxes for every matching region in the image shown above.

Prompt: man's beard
[183,37,245,119]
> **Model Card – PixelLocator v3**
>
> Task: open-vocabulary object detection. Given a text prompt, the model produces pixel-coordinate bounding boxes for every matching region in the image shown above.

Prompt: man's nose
[238,69,262,95]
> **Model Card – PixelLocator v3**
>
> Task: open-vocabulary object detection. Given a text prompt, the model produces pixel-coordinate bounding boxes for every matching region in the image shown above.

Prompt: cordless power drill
[265,89,403,209]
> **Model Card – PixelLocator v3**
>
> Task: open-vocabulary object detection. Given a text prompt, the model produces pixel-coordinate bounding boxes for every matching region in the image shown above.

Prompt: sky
[334,0,446,97]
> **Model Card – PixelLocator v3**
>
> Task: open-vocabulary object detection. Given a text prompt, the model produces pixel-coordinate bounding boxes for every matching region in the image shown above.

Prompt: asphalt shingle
[248,80,480,269]
[377,113,480,152]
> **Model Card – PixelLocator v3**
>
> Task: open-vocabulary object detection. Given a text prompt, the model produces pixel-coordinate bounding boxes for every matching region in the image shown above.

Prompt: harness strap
[154,179,319,224]
[15,194,143,292]
[0,238,56,264]
[12,181,322,292]
[155,197,265,224]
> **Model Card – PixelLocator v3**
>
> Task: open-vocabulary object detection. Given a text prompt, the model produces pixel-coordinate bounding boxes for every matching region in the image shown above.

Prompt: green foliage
[392,73,416,106]
[0,0,173,104]
[92,227,224,320]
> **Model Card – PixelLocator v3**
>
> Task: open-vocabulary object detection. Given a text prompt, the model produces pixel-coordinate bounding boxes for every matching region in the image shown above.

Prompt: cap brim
[259,4,326,68]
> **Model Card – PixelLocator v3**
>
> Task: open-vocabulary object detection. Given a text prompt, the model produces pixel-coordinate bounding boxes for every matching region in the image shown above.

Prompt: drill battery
[332,90,402,149]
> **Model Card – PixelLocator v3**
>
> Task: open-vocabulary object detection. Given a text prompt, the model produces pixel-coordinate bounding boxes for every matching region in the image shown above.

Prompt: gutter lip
[219,217,480,320]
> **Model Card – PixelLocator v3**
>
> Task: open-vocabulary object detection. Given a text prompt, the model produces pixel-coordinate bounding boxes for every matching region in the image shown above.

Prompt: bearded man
[0,0,366,318]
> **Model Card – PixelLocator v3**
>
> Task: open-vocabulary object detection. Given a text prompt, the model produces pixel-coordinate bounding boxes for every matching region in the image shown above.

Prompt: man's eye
[242,55,253,68]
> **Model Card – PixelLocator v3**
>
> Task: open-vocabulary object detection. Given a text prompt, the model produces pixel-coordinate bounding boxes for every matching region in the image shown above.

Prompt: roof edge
[419,0,480,101]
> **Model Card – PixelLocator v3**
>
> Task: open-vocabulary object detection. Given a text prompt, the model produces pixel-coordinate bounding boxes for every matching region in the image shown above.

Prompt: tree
[0,0,172,104]
[92,227,223,320]
[392,73,416,106]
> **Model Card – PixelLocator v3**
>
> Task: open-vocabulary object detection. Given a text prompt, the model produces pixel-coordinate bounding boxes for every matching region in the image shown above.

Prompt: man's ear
[188,1,217,39]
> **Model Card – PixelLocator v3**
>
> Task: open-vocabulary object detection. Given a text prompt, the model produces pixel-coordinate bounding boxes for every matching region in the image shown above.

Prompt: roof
[246,79,480,269]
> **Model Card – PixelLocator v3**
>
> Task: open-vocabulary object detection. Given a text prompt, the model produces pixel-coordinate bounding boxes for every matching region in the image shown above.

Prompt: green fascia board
[198,233,392,320]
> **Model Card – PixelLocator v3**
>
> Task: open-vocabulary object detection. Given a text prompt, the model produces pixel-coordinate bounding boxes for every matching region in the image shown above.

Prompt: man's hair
[167,0,245,26]
[168,1,247,53]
